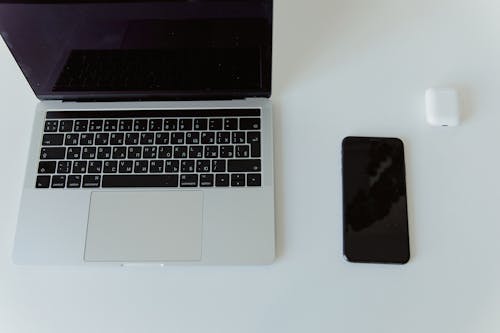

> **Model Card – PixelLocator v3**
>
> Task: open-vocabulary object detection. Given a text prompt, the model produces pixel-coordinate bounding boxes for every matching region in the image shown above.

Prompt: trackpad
[85,191,203,262]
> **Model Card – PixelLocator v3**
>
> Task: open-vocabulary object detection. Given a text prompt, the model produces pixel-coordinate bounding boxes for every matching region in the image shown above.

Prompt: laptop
[0,0,275,265]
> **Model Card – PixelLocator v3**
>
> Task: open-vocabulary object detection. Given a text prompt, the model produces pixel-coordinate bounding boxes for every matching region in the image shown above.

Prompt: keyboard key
[194,119,207,130]
[51,175,66,188]
[231,174,245,187]
[97,147,111,159]
[67,175,82,188]
[89,120,103,131]
[220,145,234,158]
[95,133,109,145]
[247,174,262,186]
[149,119,163,131]
[143,146,157,159]
[155,133,169,145]
[102,175,178,188]
[181,160,195,173]
[196,160,210,173]
[119,119,133,131]
[247,132,261,157]
[228,159,261,172]
[72,161,87,173]
[104,161,118,173]
[74,120,88,132]
[224,118,238,130]
[110,133,124,145]
[57,161,72,173]
[125,133,139,145]
[180,174,198,187]
[204,145,218,158]
[82,147,97,159]
[186,132,200,144]
[209,118,223,130]
[171,132,184,144]
[149,160,164,173]
[65,133,79,145]
[36,175,50,188]
[134,160,148,173]
[165,160,179,173]
[240,118,261,130]
[44,120,58,132]
[118,160,133,173]
[212,159,226,172]
[189,146,203,158]
[232,132,245,144]
[127,146,142,159]
[104,120,118,131]
[83,175,101,188]
[79,133,94,145]
[66,147,81,159]
[215,174,229,187]
[140,132,154,145]
[179,119,192,130]
[164,119,178,131]
[173,146,187,159]
[158,146,172,158]
[134,119,147,131]
[40,147,66,159]
[88,161,103,173]
[217,132,230,144]
[236,145,250,158]
[200,174,214,187]
[112,146,127,159]
[59,120,73,132]
[42,134,64,146]
[201,132,215,144]
[38,161,56,174]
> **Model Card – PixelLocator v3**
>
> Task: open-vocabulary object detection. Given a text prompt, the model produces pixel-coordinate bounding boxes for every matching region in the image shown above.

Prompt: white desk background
[1,1,500,332]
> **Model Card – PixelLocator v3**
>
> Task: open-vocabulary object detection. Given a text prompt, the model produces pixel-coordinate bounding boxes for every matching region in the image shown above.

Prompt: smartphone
[342,136,410,264]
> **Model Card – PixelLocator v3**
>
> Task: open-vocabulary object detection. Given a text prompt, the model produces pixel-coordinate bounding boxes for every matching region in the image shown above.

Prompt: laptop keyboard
[36,109,262,189]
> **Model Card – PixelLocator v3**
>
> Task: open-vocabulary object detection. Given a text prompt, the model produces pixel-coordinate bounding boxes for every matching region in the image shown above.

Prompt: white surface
[1,0,500,332]
[426,88,460,126]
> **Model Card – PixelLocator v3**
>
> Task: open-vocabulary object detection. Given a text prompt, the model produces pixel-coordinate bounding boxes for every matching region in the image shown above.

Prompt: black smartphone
[342,136,410,264]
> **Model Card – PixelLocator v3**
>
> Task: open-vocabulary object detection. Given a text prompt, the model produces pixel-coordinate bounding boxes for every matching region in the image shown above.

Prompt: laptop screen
[0,0,272,101]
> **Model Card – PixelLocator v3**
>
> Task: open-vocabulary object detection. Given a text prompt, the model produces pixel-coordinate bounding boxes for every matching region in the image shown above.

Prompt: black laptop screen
[0,0,272,100]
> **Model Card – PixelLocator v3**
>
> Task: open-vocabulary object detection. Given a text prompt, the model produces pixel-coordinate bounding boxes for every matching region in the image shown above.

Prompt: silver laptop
[0,0,275,265]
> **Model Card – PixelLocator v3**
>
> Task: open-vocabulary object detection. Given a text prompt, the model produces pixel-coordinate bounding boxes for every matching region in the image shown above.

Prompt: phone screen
[342,137,410,264]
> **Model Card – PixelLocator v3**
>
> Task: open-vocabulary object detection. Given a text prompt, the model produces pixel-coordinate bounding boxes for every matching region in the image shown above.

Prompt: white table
[1,1,500,332]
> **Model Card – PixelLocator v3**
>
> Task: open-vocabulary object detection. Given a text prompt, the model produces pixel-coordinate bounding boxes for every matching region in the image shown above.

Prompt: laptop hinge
[61,97,267,103]
[244,97,268,101]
